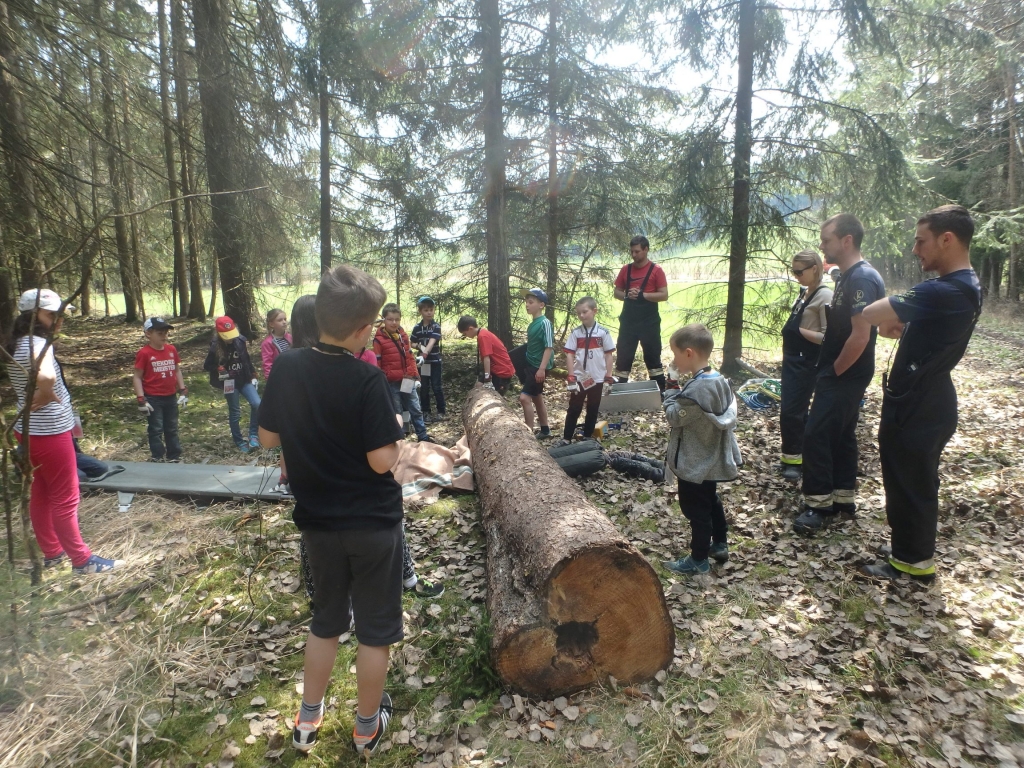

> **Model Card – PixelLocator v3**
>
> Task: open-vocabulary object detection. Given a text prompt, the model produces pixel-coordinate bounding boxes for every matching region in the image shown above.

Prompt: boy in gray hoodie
[661,324,743,575]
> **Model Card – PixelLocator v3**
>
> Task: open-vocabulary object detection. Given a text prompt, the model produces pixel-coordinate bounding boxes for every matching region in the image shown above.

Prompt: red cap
[215,316,239,340]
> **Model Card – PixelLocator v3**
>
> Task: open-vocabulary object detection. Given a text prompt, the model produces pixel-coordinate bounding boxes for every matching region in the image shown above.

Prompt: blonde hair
[792,248,823,283]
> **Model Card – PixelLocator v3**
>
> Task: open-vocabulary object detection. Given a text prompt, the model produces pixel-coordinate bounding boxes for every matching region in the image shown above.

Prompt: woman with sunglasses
[778,249,833,481]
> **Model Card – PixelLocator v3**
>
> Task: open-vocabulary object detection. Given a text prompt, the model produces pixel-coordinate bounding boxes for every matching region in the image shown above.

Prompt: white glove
[416,355,424,366]
[177,395,188,407]
[251,378,258,387]
[138,400,154,415]
[414,380,422,390]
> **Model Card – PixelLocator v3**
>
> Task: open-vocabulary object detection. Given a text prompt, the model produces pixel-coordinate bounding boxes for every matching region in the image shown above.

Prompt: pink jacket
[357,349,377,366]
[260,333,293,379]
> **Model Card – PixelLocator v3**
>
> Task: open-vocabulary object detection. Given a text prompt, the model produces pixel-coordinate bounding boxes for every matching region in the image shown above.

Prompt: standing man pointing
[860,205,981,582]
[613,236,669,390]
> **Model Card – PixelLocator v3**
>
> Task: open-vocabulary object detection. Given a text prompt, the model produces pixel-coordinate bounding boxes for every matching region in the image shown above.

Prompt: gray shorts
[301,524,404,646]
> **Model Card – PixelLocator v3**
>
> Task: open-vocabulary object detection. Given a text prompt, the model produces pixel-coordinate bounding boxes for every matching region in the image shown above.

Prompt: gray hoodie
[663,370,743,484]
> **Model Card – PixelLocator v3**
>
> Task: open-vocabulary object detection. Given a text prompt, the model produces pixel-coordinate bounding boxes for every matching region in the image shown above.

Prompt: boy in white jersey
[559,296,615,444]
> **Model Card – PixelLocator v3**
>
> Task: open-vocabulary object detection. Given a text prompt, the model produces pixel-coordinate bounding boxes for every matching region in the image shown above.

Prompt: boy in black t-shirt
[258,265,403,757]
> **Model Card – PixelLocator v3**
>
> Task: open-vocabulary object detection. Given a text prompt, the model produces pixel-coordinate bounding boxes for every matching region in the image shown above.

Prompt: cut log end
[494,544,674,698]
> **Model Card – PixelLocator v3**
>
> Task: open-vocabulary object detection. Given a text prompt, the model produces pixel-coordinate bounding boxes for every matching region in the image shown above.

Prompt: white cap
[18,288,72,313]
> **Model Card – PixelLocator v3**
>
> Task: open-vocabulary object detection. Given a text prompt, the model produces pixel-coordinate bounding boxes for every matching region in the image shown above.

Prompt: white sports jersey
[564,323,615,388]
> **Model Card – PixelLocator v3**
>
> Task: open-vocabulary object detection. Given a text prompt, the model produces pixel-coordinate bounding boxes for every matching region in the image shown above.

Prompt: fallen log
[462,386,674,697]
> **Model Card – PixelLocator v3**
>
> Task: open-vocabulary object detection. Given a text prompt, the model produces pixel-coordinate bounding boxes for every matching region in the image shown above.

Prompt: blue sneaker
[72,555,124,575]
[237,442,250,454]
[662,555,710,575]
[708,542,729,563]
[249,436,261,449]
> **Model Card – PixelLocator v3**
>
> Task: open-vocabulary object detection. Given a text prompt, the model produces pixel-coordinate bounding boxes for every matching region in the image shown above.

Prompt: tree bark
[319,0,332,274]
[121,82,146,318]
[1007,62,1019,302]
[481,0,511,347]
[192,0,256,336]
[159,0,188,317]
[720,0,755,376]
[171,0,205,319]
[95,0,138,322]
[544,0,558,324]
[462,387,674,697]
[0,0,43,290]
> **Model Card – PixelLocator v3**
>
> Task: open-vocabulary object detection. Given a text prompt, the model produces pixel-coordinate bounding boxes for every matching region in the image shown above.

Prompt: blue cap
[416,295,435,306]
[523,287,548,304]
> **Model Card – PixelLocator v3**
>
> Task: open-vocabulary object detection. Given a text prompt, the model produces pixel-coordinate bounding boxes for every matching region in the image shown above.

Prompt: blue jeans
[225,380,261,447]
[418,360,446,416]
[389,381,428,440]
[146,394,182,460]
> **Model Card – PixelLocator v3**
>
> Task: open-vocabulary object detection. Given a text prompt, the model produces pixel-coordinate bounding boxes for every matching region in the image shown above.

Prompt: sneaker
[422,413,433,424]
[44,551,67,568]
[273,481,291,495]
[418,435,435,443]
[436,412,448,422]
[147,457,164,463]
[708,542,729,563]
[858,560,935,583]
[662,555,710,575]
[405,578,444,598]
[292,702,325,753]
[237,443,251,454]
[536,429,553,441]
[780,464,801,482]
[249,436,261,449]
[353,692,394,756]
[792,508,835,535]
[551,438,572,448]
[167,457,182,464]
[72,555,124,575]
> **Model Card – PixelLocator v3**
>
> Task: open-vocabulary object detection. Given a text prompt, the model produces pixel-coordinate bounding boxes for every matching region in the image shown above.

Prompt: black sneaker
[792,508,835,535]
[858,560,935,583]
[536,429,553,441]
[44,551,67,568]
[708,542,729,563]
[353,692,393,756]
[292,702,324,753]
[147,457,164,463]
[406,578,444,598]
[418,435,435,443]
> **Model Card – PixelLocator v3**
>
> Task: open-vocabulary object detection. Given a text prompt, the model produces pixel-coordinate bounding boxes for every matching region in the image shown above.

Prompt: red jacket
[373,326,418,382]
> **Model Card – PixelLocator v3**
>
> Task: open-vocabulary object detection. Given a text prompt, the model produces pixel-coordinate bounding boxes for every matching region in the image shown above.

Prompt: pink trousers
[16,430,91,566]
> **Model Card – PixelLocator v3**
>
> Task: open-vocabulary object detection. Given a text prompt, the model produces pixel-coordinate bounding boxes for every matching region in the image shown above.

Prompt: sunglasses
[792,266,812,276]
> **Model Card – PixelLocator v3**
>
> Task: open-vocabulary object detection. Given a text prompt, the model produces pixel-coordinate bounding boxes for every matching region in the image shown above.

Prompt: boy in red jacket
[373,303,432,442]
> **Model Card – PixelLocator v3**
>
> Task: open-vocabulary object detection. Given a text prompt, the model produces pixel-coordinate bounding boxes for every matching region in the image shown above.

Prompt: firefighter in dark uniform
[793,214,886,534]
[778,249,833,481]
[612,236,670,390]
[860,205,982,581]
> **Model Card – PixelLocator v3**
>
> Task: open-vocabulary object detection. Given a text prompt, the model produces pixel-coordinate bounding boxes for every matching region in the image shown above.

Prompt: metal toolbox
[598,380,662,413]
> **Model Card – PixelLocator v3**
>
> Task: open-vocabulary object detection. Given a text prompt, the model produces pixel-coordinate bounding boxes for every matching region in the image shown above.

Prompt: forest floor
[2,307,1024,768]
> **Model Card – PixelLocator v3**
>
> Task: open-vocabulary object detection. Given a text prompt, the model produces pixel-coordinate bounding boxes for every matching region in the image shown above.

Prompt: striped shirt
[9,335,74,435]
[564,323,615,386]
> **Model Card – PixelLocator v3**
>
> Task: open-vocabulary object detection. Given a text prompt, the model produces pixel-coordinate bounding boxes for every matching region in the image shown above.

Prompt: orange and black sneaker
[292,703,324,753]
[353,692,394,757]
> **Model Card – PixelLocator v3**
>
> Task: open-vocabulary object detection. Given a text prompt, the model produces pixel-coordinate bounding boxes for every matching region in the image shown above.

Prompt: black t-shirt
[887,269,981,390]
[818,260,886,379]
[258,347,405,531]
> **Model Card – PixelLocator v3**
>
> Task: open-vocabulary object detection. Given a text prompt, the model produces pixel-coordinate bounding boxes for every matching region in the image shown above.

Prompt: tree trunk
[318,0,332,274]
[1007,62,1019,302]
[544,0,558,324]
[0,0,43,290]
[121,85,146,317]
[720,0,755,376]
[481,0,511,346]
[88,62,109,317]
[209,247,219,318]
[462,387,674,697]
[193,0,256,337]
[171,0,205,319]
[159,0,188,317]
[95,0,138,322]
